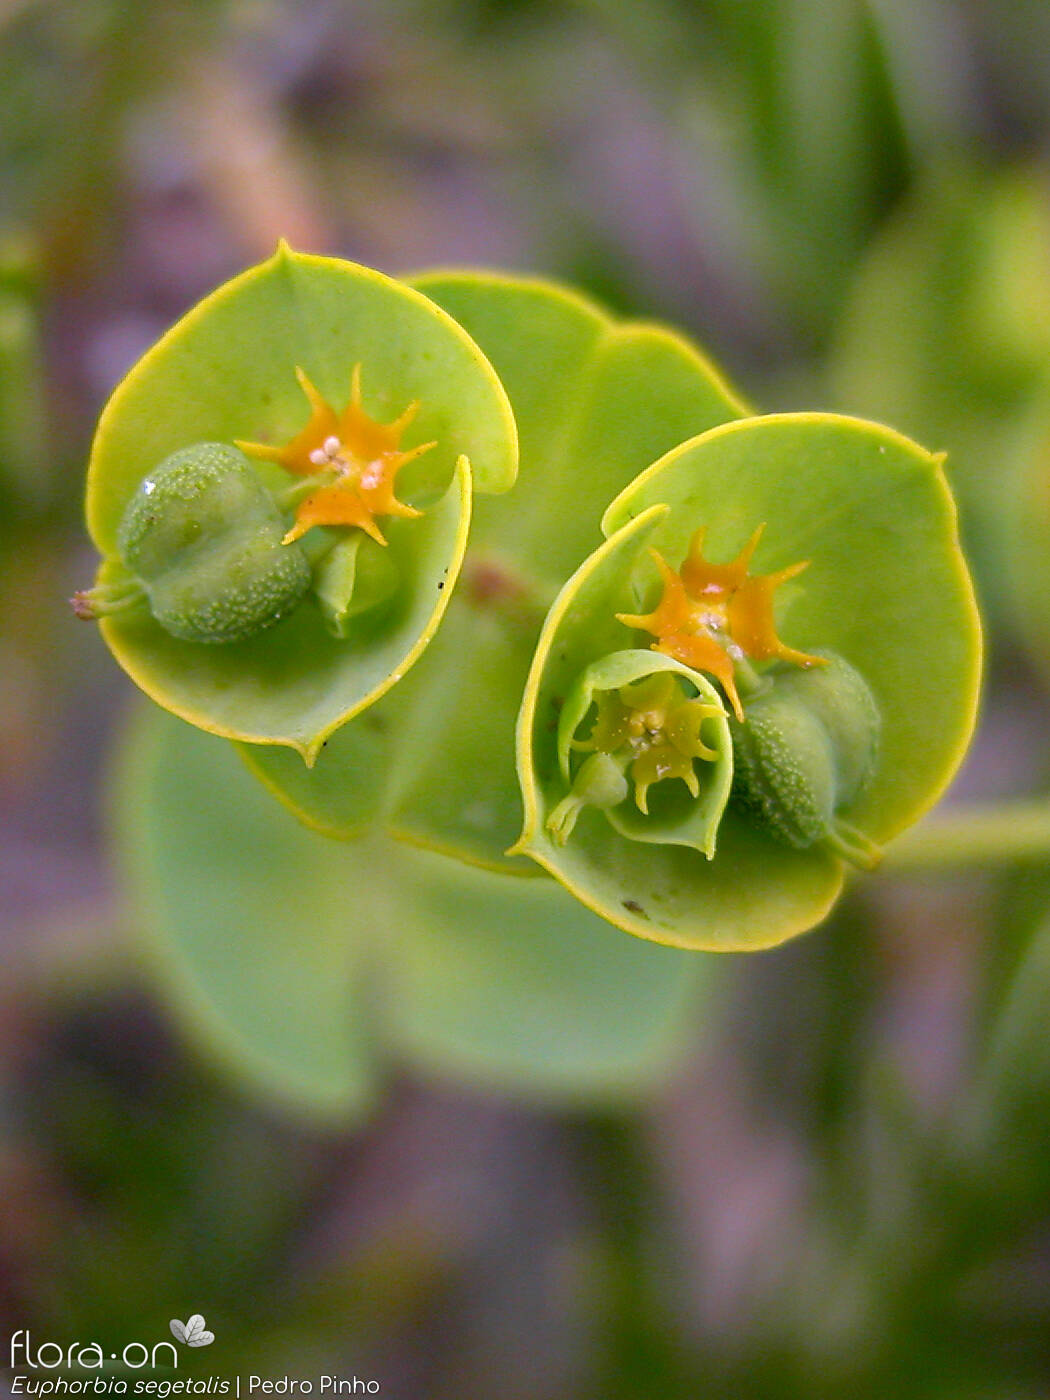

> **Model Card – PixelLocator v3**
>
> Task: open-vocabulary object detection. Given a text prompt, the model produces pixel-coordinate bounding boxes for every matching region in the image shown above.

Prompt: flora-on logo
[9,1329,178,1370]
[169,1317,214,1348]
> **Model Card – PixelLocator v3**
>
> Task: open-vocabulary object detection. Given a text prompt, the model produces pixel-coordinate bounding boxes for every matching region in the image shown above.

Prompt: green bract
[81,245,516,758]
[517,414,981,950]
[242,271,746,867]
[78,254,983,1027]
[510,505,736,881]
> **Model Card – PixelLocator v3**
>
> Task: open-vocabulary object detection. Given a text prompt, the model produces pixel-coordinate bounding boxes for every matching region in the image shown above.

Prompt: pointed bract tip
[300,736,323,768]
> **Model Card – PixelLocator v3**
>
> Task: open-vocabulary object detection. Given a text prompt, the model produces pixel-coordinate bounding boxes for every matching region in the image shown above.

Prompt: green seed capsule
[730,651,882,868]
[116,442,311,644]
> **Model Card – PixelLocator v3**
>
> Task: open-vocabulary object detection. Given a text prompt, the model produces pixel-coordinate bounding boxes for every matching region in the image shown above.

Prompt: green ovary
[730,651,883,868]
[116,442,312,644]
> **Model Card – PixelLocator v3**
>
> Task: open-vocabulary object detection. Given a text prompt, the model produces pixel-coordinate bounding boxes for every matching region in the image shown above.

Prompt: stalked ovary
[74,443,312,644]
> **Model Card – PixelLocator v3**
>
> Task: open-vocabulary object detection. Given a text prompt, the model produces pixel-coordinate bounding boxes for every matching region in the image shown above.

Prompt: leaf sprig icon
[170,1315,215,1347]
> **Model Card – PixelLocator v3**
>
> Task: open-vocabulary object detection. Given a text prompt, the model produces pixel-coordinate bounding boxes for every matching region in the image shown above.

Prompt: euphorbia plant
[515,415,978,948]
[77,249,981,1110]
[76,245,516,757]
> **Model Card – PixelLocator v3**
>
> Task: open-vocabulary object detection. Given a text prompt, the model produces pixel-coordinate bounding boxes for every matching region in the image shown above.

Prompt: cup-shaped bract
[80,245,516,759]
[517,414,981,950]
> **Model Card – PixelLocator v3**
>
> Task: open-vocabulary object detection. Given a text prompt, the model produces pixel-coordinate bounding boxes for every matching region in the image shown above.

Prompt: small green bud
[546,751,630,846]
[116,443,311,644]
[731,651,882,868]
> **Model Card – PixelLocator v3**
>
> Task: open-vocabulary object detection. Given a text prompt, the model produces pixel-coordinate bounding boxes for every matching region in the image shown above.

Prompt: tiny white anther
[323,435,341,456]
[309,448,328,466]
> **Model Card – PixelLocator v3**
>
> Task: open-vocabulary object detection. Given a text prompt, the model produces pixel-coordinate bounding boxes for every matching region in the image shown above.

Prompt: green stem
[568,1113,695,1397]
[732,651,765,699]
[885,798,1050,870]
[273,469,336,510]
[824,819,883,871]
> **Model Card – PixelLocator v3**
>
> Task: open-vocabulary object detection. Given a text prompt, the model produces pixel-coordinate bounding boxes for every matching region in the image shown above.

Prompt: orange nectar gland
[236,365,436,547]
[616,525,823,721]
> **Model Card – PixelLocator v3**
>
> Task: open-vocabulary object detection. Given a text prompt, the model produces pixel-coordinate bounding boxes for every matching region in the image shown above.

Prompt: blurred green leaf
[1003,393,1050,685]
[384,842,709,1101]
[117,704,380,1122]
[119,705,711,1110]
[0,242,48,515]
[831,167,1050,617]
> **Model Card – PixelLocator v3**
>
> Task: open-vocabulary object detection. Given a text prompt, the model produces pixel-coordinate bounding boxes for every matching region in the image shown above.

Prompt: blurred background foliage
[5,0,1050,1395]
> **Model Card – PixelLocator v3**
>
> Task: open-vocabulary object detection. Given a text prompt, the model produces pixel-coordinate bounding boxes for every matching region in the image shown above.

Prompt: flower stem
[733,652,765,699]
[885,798,1050,870]
[273,469,336,510]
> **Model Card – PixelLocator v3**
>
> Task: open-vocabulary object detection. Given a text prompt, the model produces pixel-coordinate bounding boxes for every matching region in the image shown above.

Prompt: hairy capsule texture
[730,651,883,868]
[116,442,311,644]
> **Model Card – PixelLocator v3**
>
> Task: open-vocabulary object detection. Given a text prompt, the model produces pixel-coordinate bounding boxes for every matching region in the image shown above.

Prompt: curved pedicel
[75,245,517,760]
[517,414,981,951]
